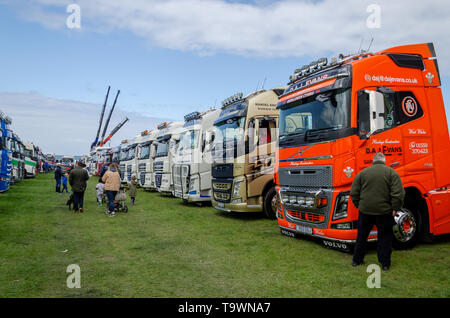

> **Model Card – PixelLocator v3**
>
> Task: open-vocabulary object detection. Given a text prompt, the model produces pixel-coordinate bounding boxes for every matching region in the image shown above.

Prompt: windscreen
[279,88,351,138]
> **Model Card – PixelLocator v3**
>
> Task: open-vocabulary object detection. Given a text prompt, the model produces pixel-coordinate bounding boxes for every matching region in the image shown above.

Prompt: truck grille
[155,173,162,188]
[120,164,125,180]
[139,172,146,186]
[278,165,332,188]
[212,163,233,178]
[287,211,325,223]
[154,161,163,172]
[127,165,132,181]
[213,182,231,191]
[212,178,233,203]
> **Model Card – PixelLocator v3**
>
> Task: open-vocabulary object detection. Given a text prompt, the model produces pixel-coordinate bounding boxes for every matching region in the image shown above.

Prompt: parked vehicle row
[83,43,450,252]
[0,110,51,192]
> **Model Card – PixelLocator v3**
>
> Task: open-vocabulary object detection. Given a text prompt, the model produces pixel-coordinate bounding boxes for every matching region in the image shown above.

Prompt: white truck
[119,139,132,183]
[122,134,143,183]
[153,121,184,195]
[23,141,37,178]
[136,129,158,189]
[173,108,221,203]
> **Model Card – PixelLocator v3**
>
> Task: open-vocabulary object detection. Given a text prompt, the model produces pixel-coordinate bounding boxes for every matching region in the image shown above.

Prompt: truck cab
[173,108,221,203]
[61,156,75,173]
[211,88,285,218]
[23,141,37,178]
[0,112,12,192]
[153,121,184,195]
[119,139,132,182]
[136,130,158,189]
[276,43,450,250]
[122,134,141,183]
[10,132,25,183]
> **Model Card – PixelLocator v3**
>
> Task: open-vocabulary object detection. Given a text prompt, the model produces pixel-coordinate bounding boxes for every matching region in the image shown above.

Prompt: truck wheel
[263,187,277,219]
[392,207,421,250]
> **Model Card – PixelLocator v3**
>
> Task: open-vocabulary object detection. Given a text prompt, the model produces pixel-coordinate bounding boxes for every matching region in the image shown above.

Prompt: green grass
[0,173,449,297]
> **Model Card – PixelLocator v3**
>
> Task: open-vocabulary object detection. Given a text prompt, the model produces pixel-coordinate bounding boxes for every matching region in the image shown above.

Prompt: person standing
[54,164,63,193]
[61,173,69,193]
[128,175,138,206]
[69,161,90,213]
[102,162,121,217]
[350,152,405,270]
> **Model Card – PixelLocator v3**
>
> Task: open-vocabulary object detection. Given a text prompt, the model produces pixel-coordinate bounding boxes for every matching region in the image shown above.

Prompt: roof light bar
[221,92,244,108]
[184,111,201,122]
[157,122,168,130]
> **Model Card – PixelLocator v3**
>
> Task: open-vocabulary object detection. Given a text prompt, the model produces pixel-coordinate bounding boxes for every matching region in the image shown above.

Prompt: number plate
[218,202,224,208]
[296,224,313,235]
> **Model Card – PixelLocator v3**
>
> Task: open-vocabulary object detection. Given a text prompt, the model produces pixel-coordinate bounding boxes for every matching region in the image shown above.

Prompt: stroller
[114,185,128,213]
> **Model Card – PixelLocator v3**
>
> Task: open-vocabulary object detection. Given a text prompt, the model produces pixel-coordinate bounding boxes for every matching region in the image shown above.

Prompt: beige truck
[211,88,285,218]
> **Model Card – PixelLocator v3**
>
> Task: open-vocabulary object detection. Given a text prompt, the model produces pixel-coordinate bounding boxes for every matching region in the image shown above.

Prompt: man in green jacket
[69,161,90,213]
[350,152,405,270]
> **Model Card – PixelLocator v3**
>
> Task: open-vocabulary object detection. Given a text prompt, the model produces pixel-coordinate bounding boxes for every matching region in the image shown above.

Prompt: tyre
[263,187,277,219]
[392,207,421,250]
[123,206,128,213]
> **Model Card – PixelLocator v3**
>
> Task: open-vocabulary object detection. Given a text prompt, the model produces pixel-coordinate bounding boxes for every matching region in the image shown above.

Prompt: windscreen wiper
[304,126,339,142]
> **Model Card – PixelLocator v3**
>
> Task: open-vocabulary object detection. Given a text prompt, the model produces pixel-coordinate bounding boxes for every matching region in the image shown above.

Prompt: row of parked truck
[0,110,52,192]
[84,43,450,251]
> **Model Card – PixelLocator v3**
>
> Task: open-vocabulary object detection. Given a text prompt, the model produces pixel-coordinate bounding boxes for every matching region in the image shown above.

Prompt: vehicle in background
[122,134,141,183]
[119,139,132,182]
[136,130,158,189]
[23,141,37,178]
[173,108,220,204]
[10,132,25,184]
[211,88,285,218]
[46,153,56,170]
[0,111,12,192]
[154,121,184,195]
[60,156,75,173]
[276,43,450,251]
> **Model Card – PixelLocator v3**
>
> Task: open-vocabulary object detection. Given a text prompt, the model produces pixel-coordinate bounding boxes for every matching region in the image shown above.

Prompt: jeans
[62,184,68,193]
[55,178,61,192]
[106,190,117,213]
[73,191,85,211]
[353,212,395,267]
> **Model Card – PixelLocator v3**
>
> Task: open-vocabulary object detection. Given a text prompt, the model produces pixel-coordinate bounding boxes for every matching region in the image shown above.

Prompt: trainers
[79,208,84,213]
[109,212,116,217]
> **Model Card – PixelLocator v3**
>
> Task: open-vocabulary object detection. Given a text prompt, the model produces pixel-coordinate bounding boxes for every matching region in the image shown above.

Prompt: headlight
[333,192,349,220]
[232,178,244,197]
[297,196,306,205]
[305,196,315,208]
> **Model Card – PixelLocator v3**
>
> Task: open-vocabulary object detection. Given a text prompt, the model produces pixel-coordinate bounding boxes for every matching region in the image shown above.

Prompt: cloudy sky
[1,0,450,155]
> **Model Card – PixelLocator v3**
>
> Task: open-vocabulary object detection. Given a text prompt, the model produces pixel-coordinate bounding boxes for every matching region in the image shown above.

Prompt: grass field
[0,173,449,298]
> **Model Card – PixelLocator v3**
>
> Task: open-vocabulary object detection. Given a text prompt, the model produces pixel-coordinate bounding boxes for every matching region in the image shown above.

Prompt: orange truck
[276,43,450,251]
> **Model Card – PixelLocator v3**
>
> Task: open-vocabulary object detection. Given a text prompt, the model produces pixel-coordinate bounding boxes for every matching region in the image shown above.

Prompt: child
[96,182,105,206]
[128,176,138,206]
[61,173,69,193]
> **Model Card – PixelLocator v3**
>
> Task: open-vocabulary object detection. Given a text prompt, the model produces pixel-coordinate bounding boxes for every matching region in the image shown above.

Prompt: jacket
[128,180,137,197]
[54,167,63,180]
[69,166,89,192]
[102,168,121,192]
[350,161,405,215]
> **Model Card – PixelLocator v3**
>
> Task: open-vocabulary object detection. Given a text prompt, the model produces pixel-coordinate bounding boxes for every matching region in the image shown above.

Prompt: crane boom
[91,86,110,149]
[99,117,129,147]
[100,89,120,145]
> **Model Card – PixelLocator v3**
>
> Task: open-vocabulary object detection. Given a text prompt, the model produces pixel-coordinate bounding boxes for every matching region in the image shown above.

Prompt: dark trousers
[353,212,394,267]
[73,191,85,211]
[62,184,68,193]
[106,190,117,213]
[55,179,61,192]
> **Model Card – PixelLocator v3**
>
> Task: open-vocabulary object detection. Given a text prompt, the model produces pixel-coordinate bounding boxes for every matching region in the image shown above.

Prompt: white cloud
[0,91,172,156]
[9,0,450,73]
